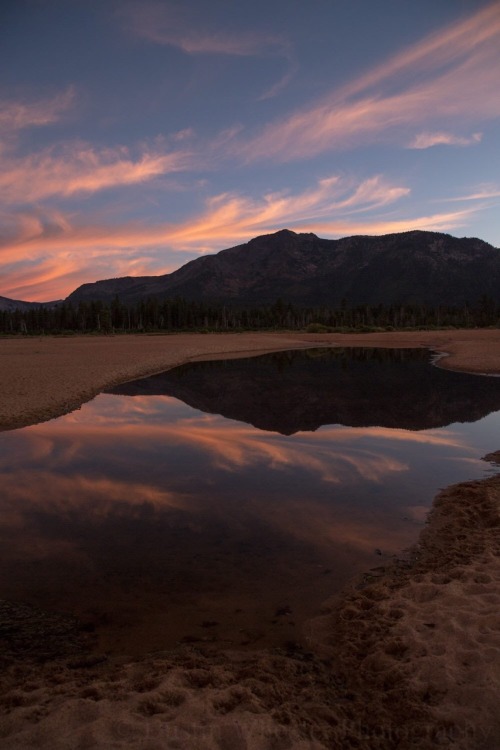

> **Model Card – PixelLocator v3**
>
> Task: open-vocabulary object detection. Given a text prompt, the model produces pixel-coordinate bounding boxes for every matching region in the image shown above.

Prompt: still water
[1,348,499,655]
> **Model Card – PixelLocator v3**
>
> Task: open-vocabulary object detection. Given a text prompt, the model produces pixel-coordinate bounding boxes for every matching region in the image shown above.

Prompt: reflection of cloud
[0,463,413,581]
[408,131,482,149]
[0,390,478,585]
[0,469,191,566]
[264,497,413,555]
[15,418,409,485]
[238,3,500,160]
[17,396,469,487]
[323,425,466,448]
[154,423,409,482]
[0,470,189,536]
[0,417,421,572]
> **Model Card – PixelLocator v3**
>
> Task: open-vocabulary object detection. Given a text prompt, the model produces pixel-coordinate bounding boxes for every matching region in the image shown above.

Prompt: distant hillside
[0,295,58,312]
[65,229,500,308]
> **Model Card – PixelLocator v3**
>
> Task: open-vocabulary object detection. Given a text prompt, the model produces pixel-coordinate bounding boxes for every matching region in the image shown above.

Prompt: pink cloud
[443,184,500,202]
[0,142,195,204]
[409,131,482,149]
[295,207,479,238]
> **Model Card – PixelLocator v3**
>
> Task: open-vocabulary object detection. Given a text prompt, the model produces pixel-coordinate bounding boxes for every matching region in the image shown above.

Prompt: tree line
[1,294,499,334]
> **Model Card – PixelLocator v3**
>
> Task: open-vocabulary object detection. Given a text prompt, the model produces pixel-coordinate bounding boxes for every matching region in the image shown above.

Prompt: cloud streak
[124,1,289,57]
[238,3,500,161]
[0,141,194,203]
[408,131,482,149]
[121,1,296,98]
[0,87,75,133]
[1,172,409,255]
[442,184,500,202]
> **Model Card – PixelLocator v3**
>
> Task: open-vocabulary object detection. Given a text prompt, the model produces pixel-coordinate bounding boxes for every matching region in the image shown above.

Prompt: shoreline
[2,329,500,433]
[1,330,500,748]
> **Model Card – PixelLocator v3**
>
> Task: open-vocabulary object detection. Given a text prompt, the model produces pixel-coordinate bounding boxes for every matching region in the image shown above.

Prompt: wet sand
[1,330,500,749]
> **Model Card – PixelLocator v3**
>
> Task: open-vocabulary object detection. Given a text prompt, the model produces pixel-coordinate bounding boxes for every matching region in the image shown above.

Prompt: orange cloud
[238,3,500,161]
[294,207,479,238]
[0,142,194,204]
[1,173,409,254]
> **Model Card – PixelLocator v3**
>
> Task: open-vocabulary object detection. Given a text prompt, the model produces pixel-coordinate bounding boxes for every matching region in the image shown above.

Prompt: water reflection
[1,348,499,656]
[109,348,500,433]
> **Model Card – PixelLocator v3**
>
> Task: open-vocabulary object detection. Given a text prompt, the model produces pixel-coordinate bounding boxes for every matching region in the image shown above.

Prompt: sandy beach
[1,330,500,749]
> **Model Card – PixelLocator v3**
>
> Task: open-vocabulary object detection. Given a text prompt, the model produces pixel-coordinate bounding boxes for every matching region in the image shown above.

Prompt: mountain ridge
[2,229,499,309]
[64,228,500,308]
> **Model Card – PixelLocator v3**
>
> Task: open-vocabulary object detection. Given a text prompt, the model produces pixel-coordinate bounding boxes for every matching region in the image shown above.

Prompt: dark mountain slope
[66,228,500,307]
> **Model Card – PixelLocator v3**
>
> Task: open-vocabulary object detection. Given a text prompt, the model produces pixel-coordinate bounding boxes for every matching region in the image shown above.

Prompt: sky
[1,0,500,302]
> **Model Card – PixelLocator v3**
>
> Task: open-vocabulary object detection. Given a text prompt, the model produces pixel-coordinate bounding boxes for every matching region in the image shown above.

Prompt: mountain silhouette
[66,229,500,308]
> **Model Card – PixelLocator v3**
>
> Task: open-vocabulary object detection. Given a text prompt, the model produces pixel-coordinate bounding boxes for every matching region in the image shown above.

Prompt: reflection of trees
[108,348,500,434]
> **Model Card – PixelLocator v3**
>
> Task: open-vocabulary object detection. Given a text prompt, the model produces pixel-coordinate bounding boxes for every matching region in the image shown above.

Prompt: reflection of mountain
[107,348,500,435]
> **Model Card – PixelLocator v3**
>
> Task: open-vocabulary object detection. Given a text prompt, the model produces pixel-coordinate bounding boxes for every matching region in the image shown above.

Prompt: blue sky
[1,0,499,301]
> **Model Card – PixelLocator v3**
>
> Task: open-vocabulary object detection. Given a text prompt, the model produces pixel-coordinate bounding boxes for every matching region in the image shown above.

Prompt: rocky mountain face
[66,229,500,308]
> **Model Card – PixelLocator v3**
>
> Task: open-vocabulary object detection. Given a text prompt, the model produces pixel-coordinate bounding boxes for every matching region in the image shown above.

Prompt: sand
[1,330,500,749]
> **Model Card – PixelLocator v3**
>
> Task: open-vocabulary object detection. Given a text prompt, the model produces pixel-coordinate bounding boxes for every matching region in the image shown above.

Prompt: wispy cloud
[120,1,296,98]
[238,3,500,160]
[442,184,500,202]
[124,1,288,56]
[0,87,75,133]
[408,131,482,149]
[296,207,478,238]
[162,175,410,248]
[0,141,195,203]
[2,171,409,254]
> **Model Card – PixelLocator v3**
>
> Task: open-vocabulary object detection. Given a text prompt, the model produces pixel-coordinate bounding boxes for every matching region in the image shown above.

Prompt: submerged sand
[1,330,500,749]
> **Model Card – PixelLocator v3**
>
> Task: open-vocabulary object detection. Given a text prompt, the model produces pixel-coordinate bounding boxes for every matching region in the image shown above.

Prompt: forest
[1,294,499,335]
